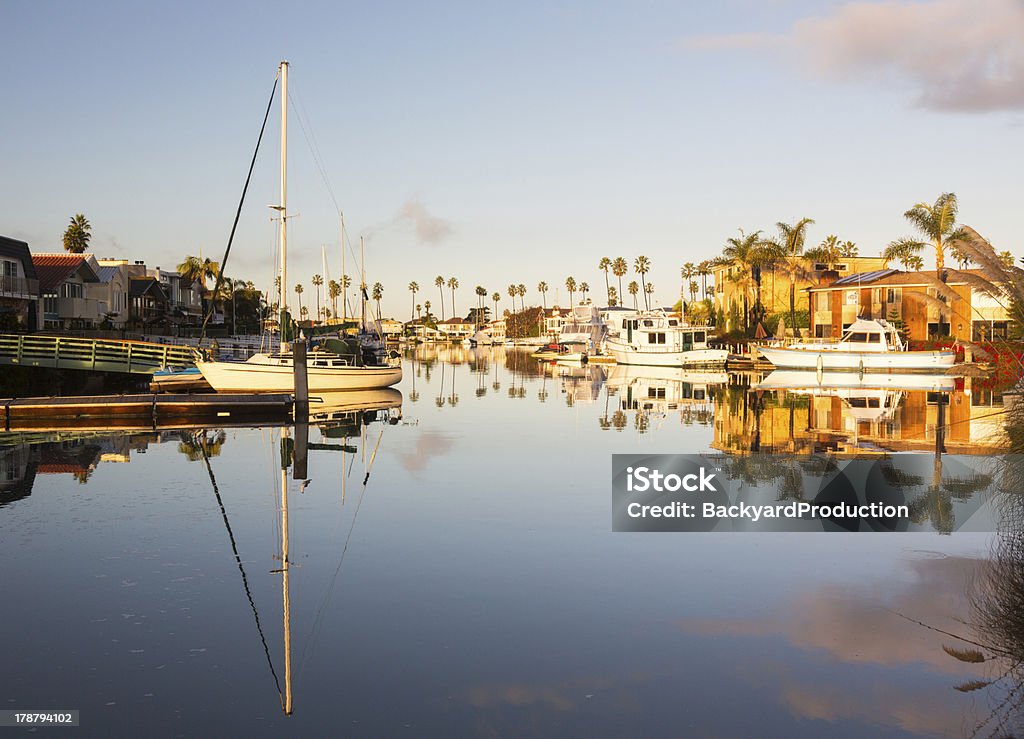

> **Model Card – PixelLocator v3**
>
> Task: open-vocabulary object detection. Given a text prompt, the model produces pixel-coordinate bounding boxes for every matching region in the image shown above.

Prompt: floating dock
[0,393,293,431]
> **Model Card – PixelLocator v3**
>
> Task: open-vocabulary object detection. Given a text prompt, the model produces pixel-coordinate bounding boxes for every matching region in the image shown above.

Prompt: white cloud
[683,0,1024,112]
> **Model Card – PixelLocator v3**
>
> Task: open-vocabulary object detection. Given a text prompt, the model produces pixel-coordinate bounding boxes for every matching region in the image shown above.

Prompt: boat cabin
[837,319,905,353]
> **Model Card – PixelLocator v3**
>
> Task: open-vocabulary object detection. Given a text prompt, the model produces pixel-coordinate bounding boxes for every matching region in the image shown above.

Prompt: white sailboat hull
[757,346,955,370]
[196,357,402,393]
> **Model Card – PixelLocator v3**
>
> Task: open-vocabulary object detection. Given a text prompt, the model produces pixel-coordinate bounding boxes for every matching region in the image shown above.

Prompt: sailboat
[196,61,402,393]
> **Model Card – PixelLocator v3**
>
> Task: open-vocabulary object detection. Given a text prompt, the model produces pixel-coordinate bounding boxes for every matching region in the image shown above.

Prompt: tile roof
[31,253,99,292]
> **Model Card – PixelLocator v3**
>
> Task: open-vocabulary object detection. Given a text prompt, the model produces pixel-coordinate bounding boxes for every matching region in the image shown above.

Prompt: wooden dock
[0,334,199,375]
[0,393,293,431]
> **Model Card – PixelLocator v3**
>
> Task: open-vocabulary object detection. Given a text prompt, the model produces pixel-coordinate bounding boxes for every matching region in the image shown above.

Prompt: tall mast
[279,60,289,348]
[340,212,346,325]
[360,235,366,330]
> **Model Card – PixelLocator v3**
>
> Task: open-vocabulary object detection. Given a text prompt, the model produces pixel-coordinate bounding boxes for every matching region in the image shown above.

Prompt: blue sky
[3,0,1022,318]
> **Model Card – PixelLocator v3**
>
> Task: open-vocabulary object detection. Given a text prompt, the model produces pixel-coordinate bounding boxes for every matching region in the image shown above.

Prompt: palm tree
[579,282,589,302]
[645,282,654,308]
[516,284,527,313]
[408,281,419,320]
[294,283,304,318]
[805,234,842,271]
[312,274,323,323]
[341,275,352,318]
[768,217,815,332]
[62,213,92,253]
[634,256,650,309]
[178,255,220,290]
[628,281,639,310]
[424,300,432,321]
[608,285,618,307]
[435,275,445,320]
[565,276,577,306]
[884,193,968,277]
[474,285,487,326]
[689,280,699,305]
[328,279,341,319]
[612,257,628,300]
[447,276,459,318]
[697,260,712,300]
[722,229,764,334]
[372,282,384,321]
[839,241,858,258]
[492,292,500,320]
[599,257,612,304]
[507,284,517,313]
[537,281,548,311]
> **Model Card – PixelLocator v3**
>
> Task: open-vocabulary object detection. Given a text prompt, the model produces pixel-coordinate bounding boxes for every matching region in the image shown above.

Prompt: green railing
[0,334,200,375]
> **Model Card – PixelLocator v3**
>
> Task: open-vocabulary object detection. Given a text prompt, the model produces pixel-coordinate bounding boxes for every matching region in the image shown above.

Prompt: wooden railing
[0,334,200,375]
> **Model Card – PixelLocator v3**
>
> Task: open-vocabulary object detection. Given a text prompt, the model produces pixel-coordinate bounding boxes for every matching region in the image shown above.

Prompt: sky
[3,0,1023,319]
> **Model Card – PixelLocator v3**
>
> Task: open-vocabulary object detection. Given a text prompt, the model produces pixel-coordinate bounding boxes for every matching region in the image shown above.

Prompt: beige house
[712,255,889,332]
[33,253,103,329]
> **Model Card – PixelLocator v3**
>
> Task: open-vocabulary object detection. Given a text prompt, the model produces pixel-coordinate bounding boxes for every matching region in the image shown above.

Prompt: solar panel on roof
[832,268,898,286]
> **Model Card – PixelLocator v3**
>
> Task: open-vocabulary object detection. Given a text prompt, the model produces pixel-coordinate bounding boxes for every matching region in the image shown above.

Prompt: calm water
[1,346,1019,737]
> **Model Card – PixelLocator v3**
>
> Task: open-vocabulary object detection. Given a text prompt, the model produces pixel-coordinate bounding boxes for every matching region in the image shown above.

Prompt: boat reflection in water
[0,388,402,717]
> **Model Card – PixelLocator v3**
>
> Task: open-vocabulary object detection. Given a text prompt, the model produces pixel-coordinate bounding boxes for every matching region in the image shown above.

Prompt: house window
[927,322,951,337]
[973,321,1009,341]
[887,288,900,303]
[61,282,83,299]
[836,264,848,271]
[814,263,827,271]
[814,325,831,338]
[815,292,830,311]
[2,260,16,278]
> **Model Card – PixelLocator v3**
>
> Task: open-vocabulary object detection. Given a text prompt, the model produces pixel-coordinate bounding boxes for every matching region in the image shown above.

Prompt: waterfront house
[712,255,889,333]
[805,268,1011,343]
[0,235,41,331]
[32,253,103,330]
[89,260,132,327]
[437,316,474,341]
[147,266,203,325]
[128,277,169,327]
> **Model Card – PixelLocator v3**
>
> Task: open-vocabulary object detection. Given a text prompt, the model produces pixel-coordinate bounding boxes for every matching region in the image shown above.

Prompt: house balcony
[54,296,104,323]
[0,276,39,300]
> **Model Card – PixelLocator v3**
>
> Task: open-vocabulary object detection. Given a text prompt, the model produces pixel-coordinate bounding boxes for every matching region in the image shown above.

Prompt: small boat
[756,318,954,371]
[150,366,212,393]
[531,342,573,360]
[604,312,727,367]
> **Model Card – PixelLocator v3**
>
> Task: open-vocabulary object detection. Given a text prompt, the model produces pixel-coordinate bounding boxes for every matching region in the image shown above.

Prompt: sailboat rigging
[196,60,402,393]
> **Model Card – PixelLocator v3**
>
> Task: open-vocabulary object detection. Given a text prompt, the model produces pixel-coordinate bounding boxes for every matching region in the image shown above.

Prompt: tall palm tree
[475,285,487,326]
[312,274,323,323]
[884,192,968,277]
[435,275,446,320]
[294,283,304,318]
[839,241,858,258]
[492,292,500,320]
[507,284,517,313]
[408,281,419,320]
[599,257,612,304]
[579,281,589,302]
[608,286,618,307]
[447,276,459,318]
[328,279,341,318]
[565,276,577,306]
[62,213,92,253]
[342,275,352,320]
[372,282,384,321]
[628,281,639,310]
[537,281,548,311]
[178,255,220,290]
[612,257,628,300]
[645,282,654,308]
[768,217,815,332]
[634,256,650,309]
[697,260,711,300]
[424,300,432,320]
[516,284,527,313]
[688,280,699,305]
[722,229,764,334]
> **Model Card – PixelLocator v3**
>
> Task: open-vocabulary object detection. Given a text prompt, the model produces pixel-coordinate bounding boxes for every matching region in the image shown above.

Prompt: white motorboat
[196,61,401,394]
[557,304,608,352]
[756,318,954,371]
[604,312,728,367]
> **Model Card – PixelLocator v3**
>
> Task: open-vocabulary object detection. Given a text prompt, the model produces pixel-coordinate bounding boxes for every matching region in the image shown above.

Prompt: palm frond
[903,204,941,240]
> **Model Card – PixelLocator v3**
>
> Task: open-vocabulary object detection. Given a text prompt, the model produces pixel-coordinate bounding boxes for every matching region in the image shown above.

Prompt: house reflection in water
[710,372,1010,456]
